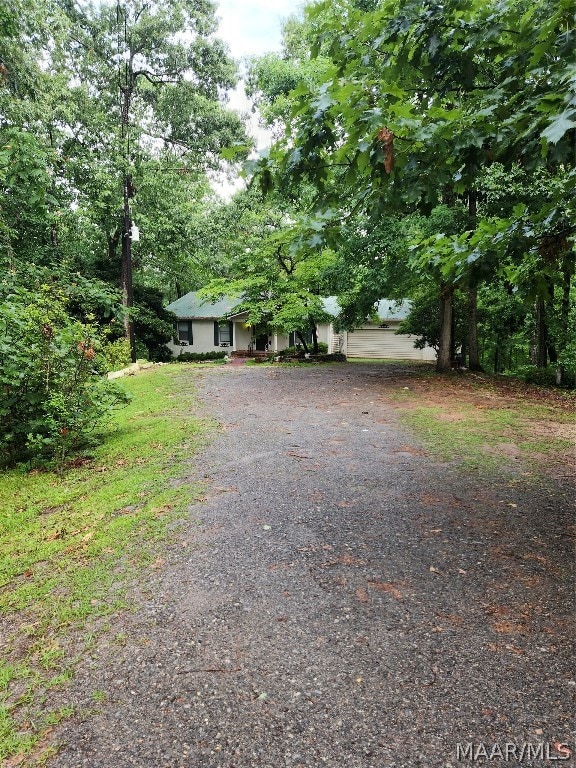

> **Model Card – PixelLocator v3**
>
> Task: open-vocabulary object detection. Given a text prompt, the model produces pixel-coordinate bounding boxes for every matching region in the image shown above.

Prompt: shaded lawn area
[0,365,212,764]
[349,360,575,481]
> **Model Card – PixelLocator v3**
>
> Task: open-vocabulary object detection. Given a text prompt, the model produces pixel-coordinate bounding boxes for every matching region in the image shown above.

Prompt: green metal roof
[374,300,411,321]
[321,296,341,317]
[168,292,411,322]
[321,297,411,321]
[166,292,241,319]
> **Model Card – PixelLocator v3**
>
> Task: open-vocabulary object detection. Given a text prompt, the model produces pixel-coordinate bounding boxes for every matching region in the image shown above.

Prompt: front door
[255,332,268,351]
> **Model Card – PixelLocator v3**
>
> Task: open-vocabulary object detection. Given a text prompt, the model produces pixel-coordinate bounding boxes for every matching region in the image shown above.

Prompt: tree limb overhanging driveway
[50,363,575,768]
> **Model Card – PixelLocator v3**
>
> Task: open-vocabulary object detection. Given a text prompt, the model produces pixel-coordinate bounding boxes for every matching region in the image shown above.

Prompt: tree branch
[276,245,294,274]
[133,69,182,85]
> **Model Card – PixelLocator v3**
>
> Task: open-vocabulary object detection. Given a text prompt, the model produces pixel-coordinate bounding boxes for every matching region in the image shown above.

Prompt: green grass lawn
[0,364,213,765]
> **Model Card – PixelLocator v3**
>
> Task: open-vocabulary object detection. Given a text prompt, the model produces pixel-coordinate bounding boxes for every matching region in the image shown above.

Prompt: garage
[345,326,434,360]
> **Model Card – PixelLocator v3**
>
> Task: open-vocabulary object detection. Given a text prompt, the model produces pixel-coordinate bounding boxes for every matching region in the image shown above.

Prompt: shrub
[0,285,129,467]
[278,345,299,357]
[101,338,132,373]
[276,351,346,363]
[279,341,329,357]
[299,352,347,363]
[515,364,575,388]
[173,351,227,362]
[132,285,177,362]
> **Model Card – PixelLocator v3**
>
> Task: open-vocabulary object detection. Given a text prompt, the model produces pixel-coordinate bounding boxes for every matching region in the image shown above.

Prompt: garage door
[346,328,423,359]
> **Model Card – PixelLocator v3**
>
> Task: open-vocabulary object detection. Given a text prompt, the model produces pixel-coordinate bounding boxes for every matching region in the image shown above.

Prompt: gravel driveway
[50,363,575,768]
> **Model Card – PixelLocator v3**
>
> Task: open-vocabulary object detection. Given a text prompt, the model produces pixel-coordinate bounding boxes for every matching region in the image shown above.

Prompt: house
[165,292,333,356]
[165,293,240,356]
[165,292,435,361]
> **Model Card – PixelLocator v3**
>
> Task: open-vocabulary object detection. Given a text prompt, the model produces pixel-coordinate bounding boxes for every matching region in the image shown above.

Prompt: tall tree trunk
[296,331,309,353]
[545,281,557,363]
[559,262,572,342]
[465,190,483,371]
[460,337,467,368]
[436,282,453,372]
[310,317,319,354]
[467,286,483,371]
[533,298,548,368]
[121,175,136,363]
[120,30,136,362]
[556,263,572,385]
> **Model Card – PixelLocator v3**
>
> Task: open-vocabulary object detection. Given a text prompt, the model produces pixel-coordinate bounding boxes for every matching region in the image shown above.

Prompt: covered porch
[230,313,290,355]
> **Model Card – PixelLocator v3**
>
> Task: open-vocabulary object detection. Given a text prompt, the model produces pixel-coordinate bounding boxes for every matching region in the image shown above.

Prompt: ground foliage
[0,366,209,764]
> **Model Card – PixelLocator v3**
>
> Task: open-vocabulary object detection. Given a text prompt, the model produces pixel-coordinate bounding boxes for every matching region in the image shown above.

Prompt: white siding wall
[234,322,252,351]
[329,327,345,354]
[167,318,436,361]
[274,333,290,351]
[316,323,331,346]
[167,319,230,356]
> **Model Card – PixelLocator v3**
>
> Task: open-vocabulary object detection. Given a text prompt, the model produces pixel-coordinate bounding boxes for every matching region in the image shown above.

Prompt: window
[214,321,233,347]
[177,321,192,345]
[218,323,231,345]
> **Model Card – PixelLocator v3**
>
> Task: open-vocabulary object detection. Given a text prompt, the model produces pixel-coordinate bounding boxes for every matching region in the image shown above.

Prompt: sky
[213,0,301,194]
[216,0,299,59]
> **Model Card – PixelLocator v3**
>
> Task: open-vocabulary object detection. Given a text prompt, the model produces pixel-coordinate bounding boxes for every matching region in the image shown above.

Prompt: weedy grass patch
[0,364,212,765]
[399,395,575,475]
[352,361,574,476]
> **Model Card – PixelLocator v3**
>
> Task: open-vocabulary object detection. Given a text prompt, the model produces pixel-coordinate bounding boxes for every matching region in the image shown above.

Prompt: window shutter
[228,321,234,345]
[289,332,295,346]
[187,321,193,345]
[214,321,219,346]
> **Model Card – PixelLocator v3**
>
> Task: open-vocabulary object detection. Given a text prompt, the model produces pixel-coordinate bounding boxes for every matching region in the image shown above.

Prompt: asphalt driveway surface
[50,363,575,768]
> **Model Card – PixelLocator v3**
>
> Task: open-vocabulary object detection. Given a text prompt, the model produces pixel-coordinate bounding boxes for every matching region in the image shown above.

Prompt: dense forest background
[1,0,574,465]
